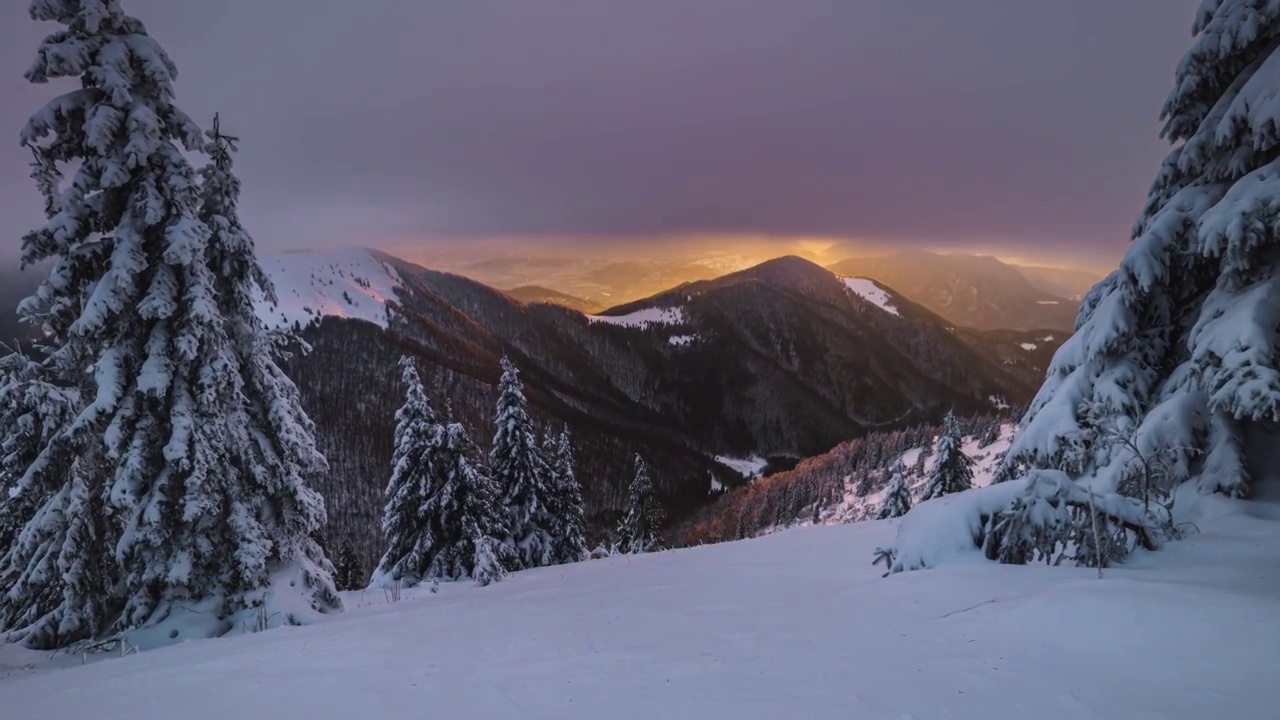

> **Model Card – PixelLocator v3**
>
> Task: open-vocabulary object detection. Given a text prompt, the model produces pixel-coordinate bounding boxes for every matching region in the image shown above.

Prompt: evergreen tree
[439,420,513,586]
[375,357,511,587]
[1005,3,1280,500]
[490,357,554,569]
[546,426,588,564]
[617,454,663,554]
[920,411,973,501]
[0,351,79,561]
[333,540,367,592]
[375,357,445,587]
[2,4,339,647]
[876,461,913,520]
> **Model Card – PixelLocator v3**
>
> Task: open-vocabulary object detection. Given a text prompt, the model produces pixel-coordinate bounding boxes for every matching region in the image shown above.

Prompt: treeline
[283,317,726,576]
[674,412,1016,545]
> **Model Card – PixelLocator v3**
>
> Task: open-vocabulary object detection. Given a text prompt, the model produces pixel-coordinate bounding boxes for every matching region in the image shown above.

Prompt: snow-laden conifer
[333,540,367,592]
[546,427,588,564]
[376,358,512,587]
[617,454,663,554]
[920,412,973,501]
[490,357,554,569]
[440,421,514,586]
[1005,2,1280,500]
[375,357,445,587]
[876,461,913,520]
[3,3,340,647]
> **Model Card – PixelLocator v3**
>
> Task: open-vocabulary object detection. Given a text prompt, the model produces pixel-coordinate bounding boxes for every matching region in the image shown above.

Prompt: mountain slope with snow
[2,494,1276,719]
[254,248,403,329]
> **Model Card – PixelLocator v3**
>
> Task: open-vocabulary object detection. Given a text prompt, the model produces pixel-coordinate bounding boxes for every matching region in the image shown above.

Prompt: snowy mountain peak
[255,248,403,330]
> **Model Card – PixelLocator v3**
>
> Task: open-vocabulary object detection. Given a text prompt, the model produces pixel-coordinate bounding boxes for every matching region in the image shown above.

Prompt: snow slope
[841,277,901,316]
[819,425,1014,526]
[587,306,686,328]
[713,454,769,481]
[2,499,1278,719]
[254,248,403,329]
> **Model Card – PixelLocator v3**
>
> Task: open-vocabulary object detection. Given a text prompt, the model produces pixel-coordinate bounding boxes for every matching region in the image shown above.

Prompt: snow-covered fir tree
[1003,2,1280,500]
[617,454,663,554]
[545,426,588,564]
[1,2,340,647]
[332,540,367,592]
[920,411,973,501]
[490,357,554,569]
[376,357,512,587]
[375,357,446,586]
[876,461,913,520]
[0,351,78,558]
[441,421,514,586]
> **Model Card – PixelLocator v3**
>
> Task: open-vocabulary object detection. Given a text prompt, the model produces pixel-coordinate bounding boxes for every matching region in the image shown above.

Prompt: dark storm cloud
[0,1,1199,256]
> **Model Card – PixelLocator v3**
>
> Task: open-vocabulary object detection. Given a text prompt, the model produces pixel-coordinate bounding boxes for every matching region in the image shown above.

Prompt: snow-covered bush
[875,471,1166,575]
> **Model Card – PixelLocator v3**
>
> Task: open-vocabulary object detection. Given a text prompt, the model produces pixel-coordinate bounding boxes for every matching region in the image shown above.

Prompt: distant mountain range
[245,248,1064,566]
[826,251,1097,332]
[0,248,1070,566]
[504,285,603,314]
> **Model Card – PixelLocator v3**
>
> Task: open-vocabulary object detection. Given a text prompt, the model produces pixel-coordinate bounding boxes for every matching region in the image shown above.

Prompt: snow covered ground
[587,306,687,328]
[818,426,1014,526]
[713,453,769,481]
[254,248,403,329]
[2,491,1278,719]
[841,277,900,316]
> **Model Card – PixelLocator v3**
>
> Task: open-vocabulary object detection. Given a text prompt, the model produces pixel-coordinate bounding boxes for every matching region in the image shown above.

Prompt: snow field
[2,497,1278,719]
[254,248,403,329]
[841,277,901,316]
[587,306,687,328]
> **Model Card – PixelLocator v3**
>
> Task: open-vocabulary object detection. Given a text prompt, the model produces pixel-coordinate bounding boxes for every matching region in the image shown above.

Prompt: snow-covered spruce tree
[617,454,664,554]
[376,358,512,587]
[875,461,913,520]
[0,351,79,558]
[546,426,588,564]
[1004,2,1280,500]
[491,357,554,570]
[920,411,973,501]
[375,356,446,587]
[333,540,367,592]
[5,5,341,647]
[441,421,514,586]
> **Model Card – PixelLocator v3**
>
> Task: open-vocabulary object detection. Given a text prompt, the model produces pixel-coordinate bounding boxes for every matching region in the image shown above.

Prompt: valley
[243,247,1064,567]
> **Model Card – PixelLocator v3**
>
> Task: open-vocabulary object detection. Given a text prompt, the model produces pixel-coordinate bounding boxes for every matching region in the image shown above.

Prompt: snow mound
[841,277,900,316]
[668,334,697,347]
[254,248,403,330]
[1020,342,1038,351]
[1035,300,1060,305]
[588,306,686,328]
[714,454,769,481]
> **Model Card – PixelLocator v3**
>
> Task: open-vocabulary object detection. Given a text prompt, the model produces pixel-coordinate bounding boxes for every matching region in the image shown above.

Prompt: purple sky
[0,1,1199,265]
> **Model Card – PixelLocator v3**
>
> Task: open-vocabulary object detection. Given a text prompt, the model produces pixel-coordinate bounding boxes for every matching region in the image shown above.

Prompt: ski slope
[2,494,1278,719]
